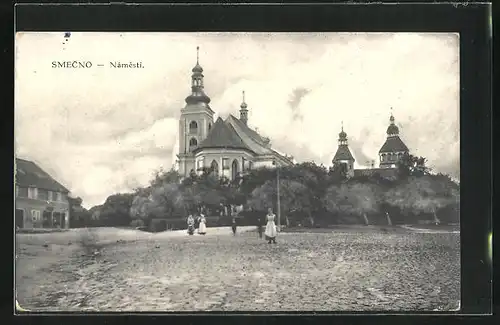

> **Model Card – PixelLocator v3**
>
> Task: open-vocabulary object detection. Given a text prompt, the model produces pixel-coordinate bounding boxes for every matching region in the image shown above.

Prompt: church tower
[332,122,355,178]
[378,109,409,168]
[239,90,249,125]
[177,47,215,177]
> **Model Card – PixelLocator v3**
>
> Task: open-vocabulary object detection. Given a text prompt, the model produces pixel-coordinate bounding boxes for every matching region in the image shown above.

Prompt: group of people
[185,207,279,244]
[186,211,207,235]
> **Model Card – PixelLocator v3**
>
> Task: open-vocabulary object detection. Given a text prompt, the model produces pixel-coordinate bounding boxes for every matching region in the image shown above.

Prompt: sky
[15,32,460,208]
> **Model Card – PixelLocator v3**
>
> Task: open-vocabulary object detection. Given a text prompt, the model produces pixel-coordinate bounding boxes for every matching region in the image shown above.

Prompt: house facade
[332,113,410,180]
[15,158,71,229]
[176,48,294,180]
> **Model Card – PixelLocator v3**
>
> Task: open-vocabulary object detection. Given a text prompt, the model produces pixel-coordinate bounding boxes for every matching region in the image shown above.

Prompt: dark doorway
[42,211,52,228]
[61,212,66,229]
[15,209,24,229]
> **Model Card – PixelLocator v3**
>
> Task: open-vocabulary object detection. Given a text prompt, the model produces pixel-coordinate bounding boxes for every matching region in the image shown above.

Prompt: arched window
[381,154,386,162]
[211,160,219,177]
[189,121,198,134]
[232,159,239,180]
[189,138,198,148]
[208,123,212,131]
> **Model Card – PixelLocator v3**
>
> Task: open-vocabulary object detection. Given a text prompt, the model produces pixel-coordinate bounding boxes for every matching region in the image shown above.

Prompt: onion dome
[386,114,399,136]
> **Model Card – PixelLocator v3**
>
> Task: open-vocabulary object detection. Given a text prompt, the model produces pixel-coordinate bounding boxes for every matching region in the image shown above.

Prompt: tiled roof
[196,117,253,152]
[353,168,398,179]
[333,145,355,161]
[379,136,409,153]
[228,115,269,146]
[15,158,70,193]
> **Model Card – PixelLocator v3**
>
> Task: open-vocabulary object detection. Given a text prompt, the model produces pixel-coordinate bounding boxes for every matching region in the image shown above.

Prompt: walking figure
[257,217,263,239]
[231,217,237,236]
[265,208,277,244]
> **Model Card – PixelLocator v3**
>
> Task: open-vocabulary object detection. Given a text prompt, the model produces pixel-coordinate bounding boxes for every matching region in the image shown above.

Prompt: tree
[385,175,459,224]
[248,179,313,227]
[397,152,431,178]
[99,193,135,226]
[323,183,381,225]
[68,196,92,227]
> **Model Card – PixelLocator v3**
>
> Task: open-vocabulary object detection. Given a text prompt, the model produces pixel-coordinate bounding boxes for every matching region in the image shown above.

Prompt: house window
[28,187,37,199]
[38,189,49,201]
[31,209,41,221]
[56,192,62,202]
[17,187,28,198]
[208,123,212,131]
[210,160,219,177]
[222,158,230,170]
[189,121,198,134]
[242,157,246,171]
[248,161,253,170]
[197,158,205,170]
[48,191,53,201]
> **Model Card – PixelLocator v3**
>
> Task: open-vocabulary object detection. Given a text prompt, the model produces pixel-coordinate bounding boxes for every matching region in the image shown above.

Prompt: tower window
[189,121,198,134]
[189,138,198,148]
[208,123,212,131]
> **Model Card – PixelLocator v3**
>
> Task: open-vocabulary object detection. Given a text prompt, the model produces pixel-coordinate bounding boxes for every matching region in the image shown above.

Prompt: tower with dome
[332,111,410,179]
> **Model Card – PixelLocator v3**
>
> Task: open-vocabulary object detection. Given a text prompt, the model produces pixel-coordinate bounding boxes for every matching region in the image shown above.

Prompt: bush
[149,219,167,233]
[78,228,100,256]
[130,219,145,228]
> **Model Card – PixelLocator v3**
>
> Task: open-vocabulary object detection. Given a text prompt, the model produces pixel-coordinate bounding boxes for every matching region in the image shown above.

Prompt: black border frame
[4,1,493,323]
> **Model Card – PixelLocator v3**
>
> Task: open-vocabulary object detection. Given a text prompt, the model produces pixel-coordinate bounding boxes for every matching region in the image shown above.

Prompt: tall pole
[276,161,281,232]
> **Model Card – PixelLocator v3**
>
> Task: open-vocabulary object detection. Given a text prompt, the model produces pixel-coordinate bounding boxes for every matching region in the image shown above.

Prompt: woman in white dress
[198,212,207,235]
[264,208,277,244]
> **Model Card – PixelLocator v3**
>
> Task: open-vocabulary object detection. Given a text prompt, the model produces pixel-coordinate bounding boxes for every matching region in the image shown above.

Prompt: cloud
[15,32,459,208]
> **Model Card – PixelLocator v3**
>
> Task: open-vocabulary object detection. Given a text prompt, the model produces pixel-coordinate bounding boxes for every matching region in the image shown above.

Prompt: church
[176,48,294,180]
[331,112,410,179]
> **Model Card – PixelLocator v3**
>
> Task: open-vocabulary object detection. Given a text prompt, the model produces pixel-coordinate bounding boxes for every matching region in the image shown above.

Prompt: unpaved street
[16,227,460,312]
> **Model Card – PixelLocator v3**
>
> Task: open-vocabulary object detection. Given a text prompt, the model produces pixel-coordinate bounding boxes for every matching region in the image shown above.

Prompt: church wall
[194,149,255,180]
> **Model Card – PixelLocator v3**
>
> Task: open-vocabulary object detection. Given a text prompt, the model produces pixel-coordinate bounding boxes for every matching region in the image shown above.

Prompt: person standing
[231,217,237,236]
[198,210,207,235]
[187,214,195,235]
[265,208,277,244]
[257,217,263,239]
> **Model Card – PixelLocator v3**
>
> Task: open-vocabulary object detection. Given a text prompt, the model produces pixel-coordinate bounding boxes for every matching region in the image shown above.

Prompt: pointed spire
[240,90,248,109]
[196,46,200,64]
[240,90,248,125]
[390,107,395,124]
[341,120,344,132]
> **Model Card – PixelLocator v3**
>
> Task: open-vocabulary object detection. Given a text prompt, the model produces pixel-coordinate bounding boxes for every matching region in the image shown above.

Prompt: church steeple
[185,46,211,105]
[239,90,249,125]
[332,122,355,177]
[338,121,348,146]
[386,108,399,137]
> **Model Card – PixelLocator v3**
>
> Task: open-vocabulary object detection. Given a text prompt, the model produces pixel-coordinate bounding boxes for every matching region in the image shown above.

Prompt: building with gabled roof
[15,158,71,229]
[332,112,409,180]
[176,48,294,180]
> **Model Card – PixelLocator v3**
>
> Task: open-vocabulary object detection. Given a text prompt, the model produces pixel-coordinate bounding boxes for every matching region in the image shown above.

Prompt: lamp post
[273,160,281,232]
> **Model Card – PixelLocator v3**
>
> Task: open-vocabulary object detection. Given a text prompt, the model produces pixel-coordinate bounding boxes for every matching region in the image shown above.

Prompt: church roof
[15,158,70,193]
[195,117,253,152]
[379,136,409,153]
[227,115,269,146]
[333,145,355,161]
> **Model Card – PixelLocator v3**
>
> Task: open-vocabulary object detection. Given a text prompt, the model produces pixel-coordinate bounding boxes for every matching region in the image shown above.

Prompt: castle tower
[378,109,409,168]
[332,122,355,177]
[239,90,249,125]
[177,47,215,177]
